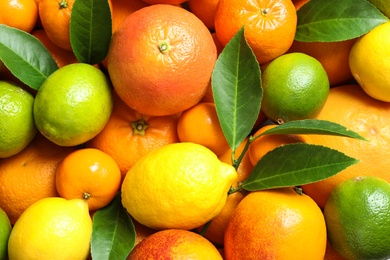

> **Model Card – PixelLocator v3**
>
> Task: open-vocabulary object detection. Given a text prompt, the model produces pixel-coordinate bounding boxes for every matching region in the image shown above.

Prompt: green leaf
[212,27,262,151]
[241,143,359,191]
[0,24,58,90]
[255,119,366,141]
[295,0,389,42]
[91,192,136,260]
[70,0,112,64]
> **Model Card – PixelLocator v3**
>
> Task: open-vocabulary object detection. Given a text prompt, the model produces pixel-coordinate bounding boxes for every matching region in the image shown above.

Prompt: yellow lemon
[8,197,92,260]
[121,142,237,230]
[349,21,390,102]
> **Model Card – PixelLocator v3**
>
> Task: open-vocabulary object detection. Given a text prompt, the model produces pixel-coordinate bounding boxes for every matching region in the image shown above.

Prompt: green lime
[324,176,390,260]
[0,207,11,259]
[33,63,113,147]
[261,52,330,124]
[0,81,37,158]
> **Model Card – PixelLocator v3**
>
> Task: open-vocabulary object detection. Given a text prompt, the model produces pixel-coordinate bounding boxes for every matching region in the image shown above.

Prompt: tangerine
[0,0,38,32]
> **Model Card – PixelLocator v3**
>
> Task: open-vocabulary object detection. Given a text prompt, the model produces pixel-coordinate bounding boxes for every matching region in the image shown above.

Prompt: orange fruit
[197,138,254,246]
[214,0,297,65]
[292,0,309,10]
[187,0,219,31]
[140,0,187,4]
[39,0,75,51]
[127,229,223,259]
[288,39,356,87]
[109,0,149,33]
[86,92,179,178]
[31,29,79,68]
[301,84,390,208]
[248,124,309,166]
[224,188,327,259]
[107,4,217,116]
[55,148,122,211]
[0,134,75,224]
[177,102,229,156]
[0,0,38,33]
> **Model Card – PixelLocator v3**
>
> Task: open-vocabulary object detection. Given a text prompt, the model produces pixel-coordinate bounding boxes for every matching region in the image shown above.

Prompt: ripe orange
[86,92,179,178]
[288,39,356,87]
[224,188,327,259]
[39,0,75,51]
[0,0,38,33]
[127,229,223,259]
[248,124,309,166]
[107,4,217,116]
[177,102,229,156]
[214,0,297,65]
[0,134,75,224]
[55,148,122,211]
[301,84,390,208]
[31,29,79,68]
[187,0,219,31]
[109,0,149,33]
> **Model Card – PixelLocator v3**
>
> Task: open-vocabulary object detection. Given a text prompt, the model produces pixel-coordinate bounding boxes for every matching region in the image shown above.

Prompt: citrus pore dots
[33,63,113,147]
[261,52,330,124]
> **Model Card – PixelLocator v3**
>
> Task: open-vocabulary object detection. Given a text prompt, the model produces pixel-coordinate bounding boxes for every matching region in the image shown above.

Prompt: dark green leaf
[212,27,262,151]
[295,0,389,42]
[70,0,112,64]
[241,143,359,191]
[255,119,366,141]
[91,192,136,260]
[0,25,58,90]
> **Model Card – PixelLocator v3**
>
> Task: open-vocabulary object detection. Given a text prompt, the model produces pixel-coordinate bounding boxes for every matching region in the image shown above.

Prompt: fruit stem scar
[131,119,149,136]
[82,192,91,200]
[58,0,68,9]
[261,8,270,16]
[158,39,171,54]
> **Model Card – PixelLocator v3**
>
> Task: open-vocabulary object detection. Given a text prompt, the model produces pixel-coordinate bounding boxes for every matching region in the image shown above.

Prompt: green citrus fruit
[0,80,37,158]
[8,197,92,260]
[0,207,11,260]
[261,52,330,124]
[324,176,390,260]
[121,142,237,230]
[33,63,113,146]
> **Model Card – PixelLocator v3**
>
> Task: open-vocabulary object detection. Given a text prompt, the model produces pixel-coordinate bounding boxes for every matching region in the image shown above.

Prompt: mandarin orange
[187,0,219,31]
[0,0,38,33]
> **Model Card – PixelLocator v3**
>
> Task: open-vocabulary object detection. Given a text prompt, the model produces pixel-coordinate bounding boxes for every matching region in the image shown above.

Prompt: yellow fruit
[8,197,92,260]
[121,142,237,230]
[349,21,390,102]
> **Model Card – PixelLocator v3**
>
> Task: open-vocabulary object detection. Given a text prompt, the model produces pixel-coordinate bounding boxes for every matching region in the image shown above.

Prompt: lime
[121,142,237,230]
[0,207,11,260]
[0,80,37,158]
[33,63,113,146]
[8,197,92,260]
[261,52,330,124]
[324,176,390,260]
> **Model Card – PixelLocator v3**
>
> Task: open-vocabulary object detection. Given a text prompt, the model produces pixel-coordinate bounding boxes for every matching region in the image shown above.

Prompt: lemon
[349,21,390,102]
[33,63,113,146]
[8,197,92,260]
[121,142,237,230]
[324,176,390,260]
[261,52,330,124]
[0,207,11,260]
[0,81,37,158]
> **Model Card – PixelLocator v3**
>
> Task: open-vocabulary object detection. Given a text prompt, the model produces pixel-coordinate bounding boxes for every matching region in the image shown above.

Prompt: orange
[248,124,309,166]
[55,148,122,211]
[127,229,223,259]
[109,0,149,33]
[140,0,187,4]
[86,92,179,178]
[0,134,75,224]
[187,0,219,31]
[0,0,38,33]
[39,0,75,51]
[197,138,254,246]
[31,29,79,68]
[288,39,357,87]
[224,188,327,259]
[301,84,390,208]
[177,102,229,156]
[107,4,217,116]
[292,0,309,10]
[214,0,297,65]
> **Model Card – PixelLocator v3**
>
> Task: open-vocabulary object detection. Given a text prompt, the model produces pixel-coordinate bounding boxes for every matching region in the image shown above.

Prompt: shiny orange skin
[214,0,297,65]
[0,0,38,32]
[224,188,327,259]
[188,0,219,31]
[107,4,217,116]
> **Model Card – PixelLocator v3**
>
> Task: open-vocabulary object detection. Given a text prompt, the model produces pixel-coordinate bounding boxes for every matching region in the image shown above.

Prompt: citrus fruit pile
[1,0,390,259]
